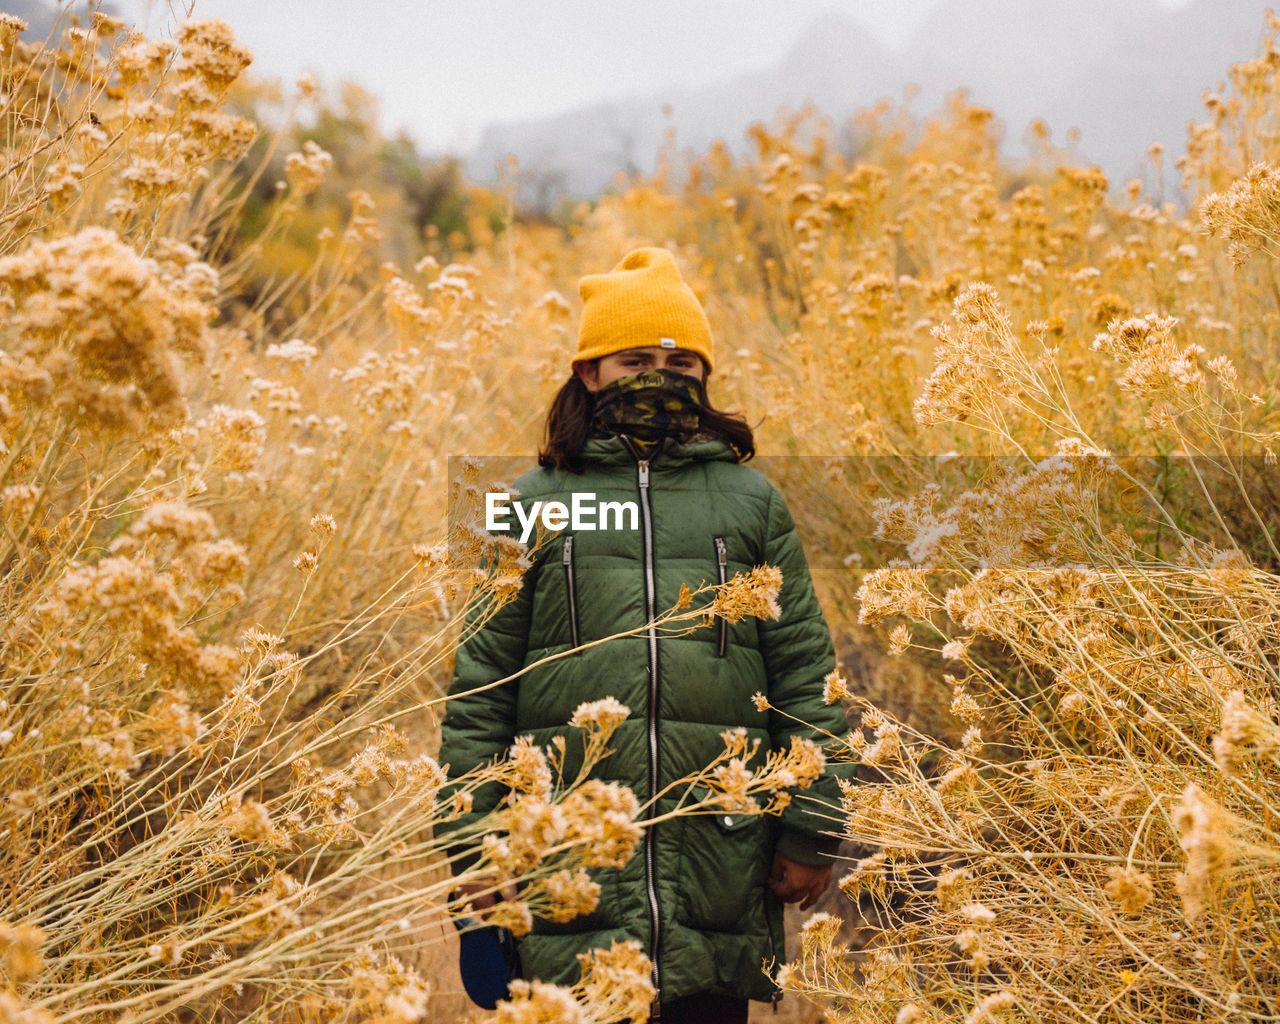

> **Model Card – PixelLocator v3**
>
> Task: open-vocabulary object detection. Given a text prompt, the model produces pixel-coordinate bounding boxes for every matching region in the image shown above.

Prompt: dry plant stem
[6,11,1280,1024]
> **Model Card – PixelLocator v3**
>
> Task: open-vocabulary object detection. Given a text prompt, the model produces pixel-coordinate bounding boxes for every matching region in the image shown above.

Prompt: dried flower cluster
[6,6,1280,1024]
[0,14,669,1024]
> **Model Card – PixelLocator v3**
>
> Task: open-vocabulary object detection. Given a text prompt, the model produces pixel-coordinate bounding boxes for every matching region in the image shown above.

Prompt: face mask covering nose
[589,367,704,452]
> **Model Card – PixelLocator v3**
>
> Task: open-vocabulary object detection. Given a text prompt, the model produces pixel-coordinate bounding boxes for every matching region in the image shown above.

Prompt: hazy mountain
[765,13,897,112]
[467,0,1273,203]
[1041,0,1268,184]
[469,14,895,205]
[902,0,1161,121]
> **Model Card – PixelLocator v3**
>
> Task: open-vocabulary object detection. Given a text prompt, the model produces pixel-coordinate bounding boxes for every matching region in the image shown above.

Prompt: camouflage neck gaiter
[590,367,704,455]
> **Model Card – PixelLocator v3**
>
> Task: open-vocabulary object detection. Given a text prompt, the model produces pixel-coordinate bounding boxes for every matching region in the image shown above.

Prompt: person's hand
[453,878,515,913]
[768,853,833,911]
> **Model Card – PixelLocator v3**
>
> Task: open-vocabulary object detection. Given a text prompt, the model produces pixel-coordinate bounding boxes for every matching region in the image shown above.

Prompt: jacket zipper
[714,536,728,658]
[636,455,663,1008]
[562,535,580,651]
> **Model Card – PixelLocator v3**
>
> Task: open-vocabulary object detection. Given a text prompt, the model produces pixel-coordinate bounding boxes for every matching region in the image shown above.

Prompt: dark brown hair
[538,365,756,471]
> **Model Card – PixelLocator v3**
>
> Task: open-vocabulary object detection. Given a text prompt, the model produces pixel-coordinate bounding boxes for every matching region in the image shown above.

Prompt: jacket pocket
[562,534,580,652]
[714,536,728,658]
[713,809,756,833]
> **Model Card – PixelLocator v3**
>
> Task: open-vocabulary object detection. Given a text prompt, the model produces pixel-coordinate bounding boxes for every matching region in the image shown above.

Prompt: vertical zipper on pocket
[561,534,580,651]
[714,536,728,658]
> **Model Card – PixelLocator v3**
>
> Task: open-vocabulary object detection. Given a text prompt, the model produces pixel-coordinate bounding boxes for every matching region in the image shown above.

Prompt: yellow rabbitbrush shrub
[5,3,1280,1024]
[794,435,1280,1023]
[525,14,1280,1024]
[759,29,1280,1023]
[0,13,693,1024]
[0,21,817,1021]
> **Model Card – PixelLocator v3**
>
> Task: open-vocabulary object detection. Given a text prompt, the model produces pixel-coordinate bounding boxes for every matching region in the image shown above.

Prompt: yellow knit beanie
[574,247,714,371]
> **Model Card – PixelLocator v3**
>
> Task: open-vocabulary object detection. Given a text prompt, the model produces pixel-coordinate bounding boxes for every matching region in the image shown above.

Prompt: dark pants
[653,991,750,1024]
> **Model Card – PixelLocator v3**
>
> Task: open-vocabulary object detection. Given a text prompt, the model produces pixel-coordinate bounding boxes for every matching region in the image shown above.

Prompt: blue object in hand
[454,915,520,1010]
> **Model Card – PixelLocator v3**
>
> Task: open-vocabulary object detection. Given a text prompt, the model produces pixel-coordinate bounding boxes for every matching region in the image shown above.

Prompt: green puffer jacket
[438,435,847,1005]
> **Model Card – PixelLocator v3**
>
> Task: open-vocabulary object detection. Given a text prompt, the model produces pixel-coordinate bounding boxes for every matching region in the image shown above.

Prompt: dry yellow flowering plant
[0,14,827,1024]
[7,2,1280,1022]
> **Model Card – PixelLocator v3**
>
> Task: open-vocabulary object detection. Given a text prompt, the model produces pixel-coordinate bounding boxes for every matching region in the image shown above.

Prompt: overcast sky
[118,0,1194,155]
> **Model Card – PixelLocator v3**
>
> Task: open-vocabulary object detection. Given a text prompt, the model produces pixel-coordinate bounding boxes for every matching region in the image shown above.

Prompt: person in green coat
[439,247,848,1024]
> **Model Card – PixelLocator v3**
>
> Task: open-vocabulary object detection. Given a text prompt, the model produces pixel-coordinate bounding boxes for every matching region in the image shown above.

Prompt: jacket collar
[578,434,741,468]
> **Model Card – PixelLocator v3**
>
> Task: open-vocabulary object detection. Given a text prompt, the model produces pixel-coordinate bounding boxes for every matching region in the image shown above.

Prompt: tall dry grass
[682,18,1280,1024]
[501,13,1280,1024]
[0,13,822,1024]
[5,4,1280,1024]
